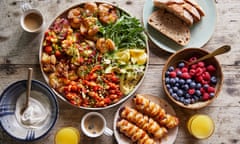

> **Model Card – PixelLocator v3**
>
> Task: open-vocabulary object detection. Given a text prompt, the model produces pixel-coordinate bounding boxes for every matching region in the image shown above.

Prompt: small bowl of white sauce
[0,80,58,142]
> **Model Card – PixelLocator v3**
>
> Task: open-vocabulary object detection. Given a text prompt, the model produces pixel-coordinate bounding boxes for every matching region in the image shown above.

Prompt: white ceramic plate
[113,94,178,144]
[143,0,217,53]
[39,2,149,110]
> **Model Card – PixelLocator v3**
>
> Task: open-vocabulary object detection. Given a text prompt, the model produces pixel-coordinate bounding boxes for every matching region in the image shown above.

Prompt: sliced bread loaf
[148,9,190,46]
[154,0,194,26]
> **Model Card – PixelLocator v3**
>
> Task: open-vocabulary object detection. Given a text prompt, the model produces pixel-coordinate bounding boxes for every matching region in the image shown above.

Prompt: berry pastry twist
[120,106,168,139]
[133,94,179,129]
[117,119,156,144]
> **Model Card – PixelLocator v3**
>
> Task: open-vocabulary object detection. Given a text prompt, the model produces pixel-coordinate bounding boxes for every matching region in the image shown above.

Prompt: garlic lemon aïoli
[15,91,50,128]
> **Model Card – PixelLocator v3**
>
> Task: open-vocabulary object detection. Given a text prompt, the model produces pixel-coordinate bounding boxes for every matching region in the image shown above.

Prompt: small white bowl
[0,80,58,141]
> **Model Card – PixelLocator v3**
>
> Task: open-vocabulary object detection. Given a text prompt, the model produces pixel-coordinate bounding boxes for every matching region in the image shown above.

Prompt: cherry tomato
[55,50,61,57]
[44,46,52,54]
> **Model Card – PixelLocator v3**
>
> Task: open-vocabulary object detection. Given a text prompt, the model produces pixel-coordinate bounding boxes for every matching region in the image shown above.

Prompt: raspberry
[195,75,203,83]
[189,69,196,76]
[189,57,197,62]
[202,93,210,100]
[188,89,195,95]
[200,87,205,93]
[191,64,197,69]
[181,67,188,73]
[201,80,209,85]
[207,65,216,72]
[197,62,205,67]
[207,86,215,93]
[169,71,177,78]
[202,72,211,81]
[195,67,203,76]
[202,67,206,73]
[182,72,191,79]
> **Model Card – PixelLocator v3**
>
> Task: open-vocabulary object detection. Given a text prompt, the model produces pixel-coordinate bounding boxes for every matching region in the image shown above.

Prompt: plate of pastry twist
[114,94,179,144]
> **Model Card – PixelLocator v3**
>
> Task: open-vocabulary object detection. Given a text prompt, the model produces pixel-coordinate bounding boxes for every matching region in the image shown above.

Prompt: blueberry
[172,93,180,101]
[178,62,185,68]
[186,79,192,84]
[165,77,170,84]
[195,90,201,96]
[180,97,185,103]
[170,78,176,85]
[185,93,191,98]
[175,83,180,87]
[182,84,189,91]
[203,84,209,90]
[173,86,178,92]
[177,89,184,96]
[193,95,200,101]
[190,82,196,88]
[166,84,171,89]
[177,71,182,77]
[196,83,202,89]
[190,98,195,104]
[179,79,185,85]
[183,99,191,105]
[168,66,174,72]
[211,76,217,84]
[168,88,173,94]
[165,71,170,77]
[175,77,180,83]
[209,92,215,98]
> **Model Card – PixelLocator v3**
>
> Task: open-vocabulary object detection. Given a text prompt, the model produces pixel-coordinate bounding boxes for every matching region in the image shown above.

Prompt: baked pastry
[117,119,156,144]
[133,94,179,129]
[120,106,168,139]
[148,9,190,46]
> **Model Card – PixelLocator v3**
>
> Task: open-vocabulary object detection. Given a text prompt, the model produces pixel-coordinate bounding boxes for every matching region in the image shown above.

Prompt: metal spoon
[20,68,33,115]
[187,45,231,65]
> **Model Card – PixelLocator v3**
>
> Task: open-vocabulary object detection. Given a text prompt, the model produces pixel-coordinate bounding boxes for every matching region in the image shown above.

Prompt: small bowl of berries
[162,48,223,109]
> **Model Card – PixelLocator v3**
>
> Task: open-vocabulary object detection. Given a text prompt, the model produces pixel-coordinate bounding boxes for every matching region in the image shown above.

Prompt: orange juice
[187,114,214,139]
[55,127,80,144]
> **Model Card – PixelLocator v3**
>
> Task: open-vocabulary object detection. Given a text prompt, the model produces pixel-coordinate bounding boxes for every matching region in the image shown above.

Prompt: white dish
[113,94,178,144]
[143,0,217,53]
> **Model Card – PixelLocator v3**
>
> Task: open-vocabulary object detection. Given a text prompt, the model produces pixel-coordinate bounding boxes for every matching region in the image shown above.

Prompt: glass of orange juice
[55,127,80,144]
[187,114,215,139]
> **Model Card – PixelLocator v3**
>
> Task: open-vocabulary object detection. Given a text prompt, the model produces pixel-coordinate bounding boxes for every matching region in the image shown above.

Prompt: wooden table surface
[0,0,240,144]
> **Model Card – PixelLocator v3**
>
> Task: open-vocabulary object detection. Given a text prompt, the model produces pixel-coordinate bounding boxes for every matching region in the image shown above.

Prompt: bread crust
[184,0,205,16]
[153,0,205,25]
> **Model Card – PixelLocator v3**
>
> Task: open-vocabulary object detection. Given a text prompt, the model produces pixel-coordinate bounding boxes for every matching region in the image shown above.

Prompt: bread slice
[153,0,185,4]
[148,9,190,46]
[154,0,194,26]
[183,2,201,22]
[184,0,205,16]
[168,3,194,25]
